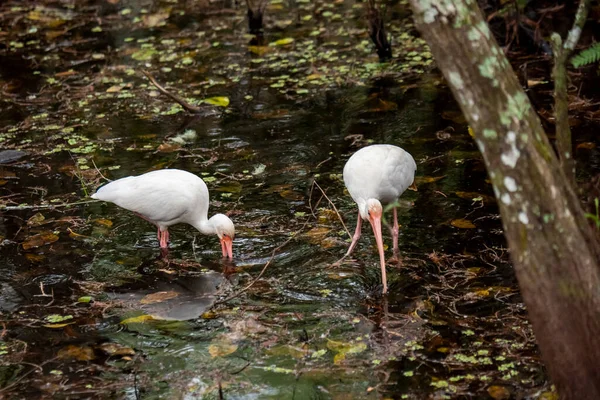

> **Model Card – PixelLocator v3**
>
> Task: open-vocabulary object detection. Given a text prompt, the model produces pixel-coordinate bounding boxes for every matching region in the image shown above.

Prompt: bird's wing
[343,145,416,204]
[92,170,208,224]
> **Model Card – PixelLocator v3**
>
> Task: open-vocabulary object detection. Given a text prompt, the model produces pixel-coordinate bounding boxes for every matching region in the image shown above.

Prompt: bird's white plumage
[343,144,416,219]
[92,169,209,230]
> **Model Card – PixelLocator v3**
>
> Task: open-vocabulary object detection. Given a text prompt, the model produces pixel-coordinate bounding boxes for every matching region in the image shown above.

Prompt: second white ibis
[343,144,416,294]
[91,169,235,258]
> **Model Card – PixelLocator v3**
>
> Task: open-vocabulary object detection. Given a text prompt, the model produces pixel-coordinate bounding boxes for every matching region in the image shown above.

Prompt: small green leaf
[204,96,230,107]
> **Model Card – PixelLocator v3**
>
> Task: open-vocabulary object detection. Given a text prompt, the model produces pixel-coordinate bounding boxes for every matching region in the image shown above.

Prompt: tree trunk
[550,0,590,183]
[407,1,600,398]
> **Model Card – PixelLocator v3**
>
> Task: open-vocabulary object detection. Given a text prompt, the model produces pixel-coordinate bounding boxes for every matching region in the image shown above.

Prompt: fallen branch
[140,70,204,114]
[213,220,310,305]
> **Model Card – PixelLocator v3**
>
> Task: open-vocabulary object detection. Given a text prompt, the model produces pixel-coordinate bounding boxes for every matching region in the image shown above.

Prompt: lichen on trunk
[408,0,600,398]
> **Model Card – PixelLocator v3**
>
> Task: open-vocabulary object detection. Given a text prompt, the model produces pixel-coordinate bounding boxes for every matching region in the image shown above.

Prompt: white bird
[343,144,416,294]
[91,169,235,258]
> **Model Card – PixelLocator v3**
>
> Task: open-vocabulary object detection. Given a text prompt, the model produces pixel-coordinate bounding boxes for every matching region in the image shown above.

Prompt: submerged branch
[140,70,204,114]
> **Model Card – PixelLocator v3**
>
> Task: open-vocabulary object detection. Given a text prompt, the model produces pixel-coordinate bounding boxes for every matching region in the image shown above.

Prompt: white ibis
[343,144,416,294]
[91,169,234,258]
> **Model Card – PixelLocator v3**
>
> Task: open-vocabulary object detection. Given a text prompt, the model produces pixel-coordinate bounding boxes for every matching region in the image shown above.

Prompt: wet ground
[3,0,595,398]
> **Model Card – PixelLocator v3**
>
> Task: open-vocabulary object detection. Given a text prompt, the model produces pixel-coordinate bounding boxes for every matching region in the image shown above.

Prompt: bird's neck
[193,217,216,235]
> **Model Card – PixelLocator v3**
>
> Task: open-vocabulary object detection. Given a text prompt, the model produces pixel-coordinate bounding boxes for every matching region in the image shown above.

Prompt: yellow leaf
[22,231,59,250]
[333,352,346,364]
[468,126,475,138]
[43,322,75,328]
[140,291,179,305]
[208,341,238,358]
[120,315,155,325]
[303,227,331,244]
[27,213,46,226]
[248,45,270,56]
[269,37,294,46]
[306,73,321,81]
[93,218,113,227]
[68,228,90,240]
[204,96,230,107]
[450,219,476,229]
[414,176,445,185]
[99,342,136,356]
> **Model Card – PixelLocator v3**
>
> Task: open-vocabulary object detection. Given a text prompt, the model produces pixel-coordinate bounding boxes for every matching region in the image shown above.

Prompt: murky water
[0,0,561,398]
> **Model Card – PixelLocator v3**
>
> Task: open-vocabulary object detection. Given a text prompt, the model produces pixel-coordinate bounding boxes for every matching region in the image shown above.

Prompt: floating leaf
[248,46,270,56]
[57,345,95,361]
[414,176,445,185]
[204,96,230,107]
[120,315,155,325]
[78,296,93,303]
[451,219,476,229]
[577,142,596,150]
[157,143,181,153]
[22,231,59,250]
[327,339,367,364]
[487,385,511,400]
[209,340,238,358]
[99,342,135,356]
[44,322,75,328]
[455,191,495,204]
[93,218,113,227]
[269,37,294,46]
[140,291,179,305]
[46,314,73,323]
[27,213,46,226]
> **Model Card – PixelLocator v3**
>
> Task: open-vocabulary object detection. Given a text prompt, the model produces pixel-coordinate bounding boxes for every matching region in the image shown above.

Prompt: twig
[1,200,97,211]
[213,220,310,305]
[91,159,111,183]
[311,180,351,239]
[140,70,203,114]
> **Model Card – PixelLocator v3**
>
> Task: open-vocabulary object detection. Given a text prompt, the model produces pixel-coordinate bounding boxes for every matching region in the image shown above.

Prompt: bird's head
[209,214,235,259]
[360,198,383,222]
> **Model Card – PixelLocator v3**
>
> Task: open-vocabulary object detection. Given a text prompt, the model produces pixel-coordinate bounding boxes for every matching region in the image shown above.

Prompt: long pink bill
[369,213,388,294]
[221,236,233,259]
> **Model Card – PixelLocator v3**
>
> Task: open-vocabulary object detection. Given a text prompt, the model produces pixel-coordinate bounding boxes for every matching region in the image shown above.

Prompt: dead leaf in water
[455,191,495,203]
[576,142,596,150]
[157,143,181,153]
[120,315,155,325]
[487,385,511,400]
[450,219,476,229]
[27,213,46,226]
[22,231,59,250]
[99,342,135,357]
[25,253,45,262]
[57,345,95,361]
[209,338,238,358]
[414,176,445,185]
[140,291,179,305]
[303,227,331,244]
[93,219,113,227]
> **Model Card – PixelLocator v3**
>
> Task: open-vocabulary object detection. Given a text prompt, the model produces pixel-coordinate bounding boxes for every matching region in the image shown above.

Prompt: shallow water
[0,0,564,398]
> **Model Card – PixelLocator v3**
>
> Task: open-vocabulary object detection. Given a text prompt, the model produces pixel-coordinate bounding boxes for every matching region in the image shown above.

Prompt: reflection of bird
[91,169,234,258]
[343,144,416,294]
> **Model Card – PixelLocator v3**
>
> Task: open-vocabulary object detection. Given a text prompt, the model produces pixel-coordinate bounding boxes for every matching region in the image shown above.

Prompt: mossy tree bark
[407,1,600,398]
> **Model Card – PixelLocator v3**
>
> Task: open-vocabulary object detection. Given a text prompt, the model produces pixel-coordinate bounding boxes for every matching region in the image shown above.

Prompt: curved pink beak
[368,212,388,294]
[220,236,233,259]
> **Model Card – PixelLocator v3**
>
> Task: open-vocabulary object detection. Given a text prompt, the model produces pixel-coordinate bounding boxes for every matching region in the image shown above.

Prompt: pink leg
[346,211,362,256]
[392,208,399,257]
[159,229,169,248]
